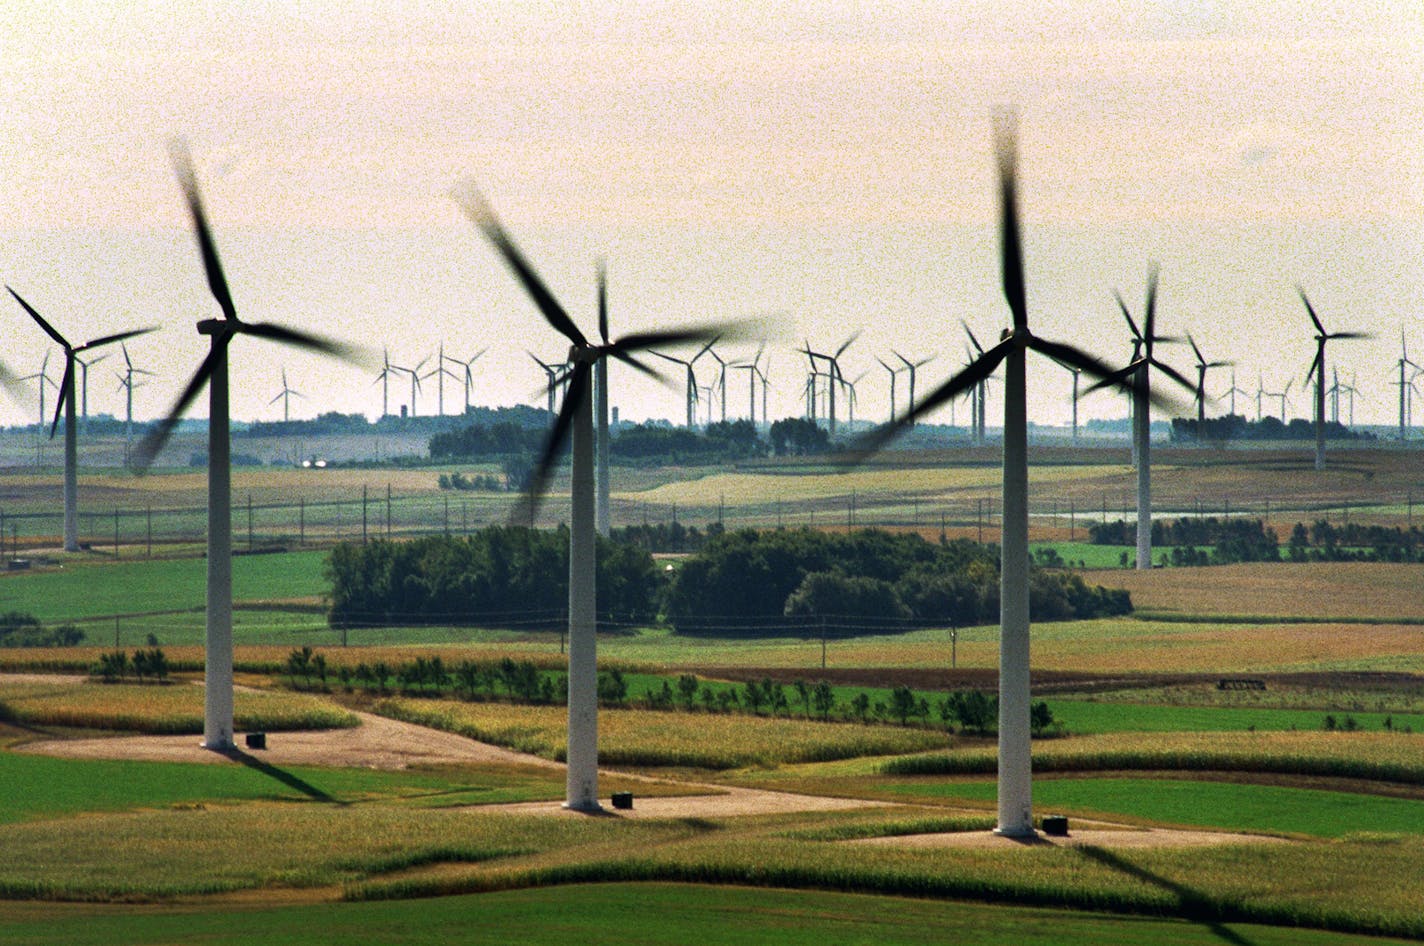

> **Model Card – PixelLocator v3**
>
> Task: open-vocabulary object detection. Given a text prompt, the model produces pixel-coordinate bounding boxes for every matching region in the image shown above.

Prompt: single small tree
[850,691,871,723]
[676,674,700,710]
[889,685,918,725]
[793,679,811,718]
[812,680,836,719]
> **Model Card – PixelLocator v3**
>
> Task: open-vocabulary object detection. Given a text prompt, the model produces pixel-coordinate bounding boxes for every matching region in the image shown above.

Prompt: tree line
[325,525,1132,636]
[1089,515,1424,565]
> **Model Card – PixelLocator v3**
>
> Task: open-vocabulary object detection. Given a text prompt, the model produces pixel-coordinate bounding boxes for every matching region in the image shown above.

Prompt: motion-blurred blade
[78,326,158,353]
[848,339,1014,461]
[9,288,69,349]
[238,320,351,357]
[597,260,609,345]
[132,344,224,472]
[1143,265,1160,344]
[1031,337,1180,411]
[1298,287,1326,336]
[1115,291,1143,342]
[170,140,237,321]
[49,361,73,438]
[1148,357,1199,396]
[453,184,588,348]
[512,362,588,525]
[993,109,1026,330]
[962,320,985,354]
[835,330,861,359]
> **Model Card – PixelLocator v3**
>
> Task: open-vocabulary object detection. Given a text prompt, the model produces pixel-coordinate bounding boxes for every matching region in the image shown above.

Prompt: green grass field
[0,883,1404,946]
[0,551,329,622]
[0,752,560,825]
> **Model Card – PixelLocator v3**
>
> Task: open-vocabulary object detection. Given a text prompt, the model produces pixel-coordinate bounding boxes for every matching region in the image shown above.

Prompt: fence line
[0,485,1416,557]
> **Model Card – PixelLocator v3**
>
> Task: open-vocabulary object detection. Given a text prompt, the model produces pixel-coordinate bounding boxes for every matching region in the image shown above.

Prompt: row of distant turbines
[8,305,1416,450]
[0,118,1409,840]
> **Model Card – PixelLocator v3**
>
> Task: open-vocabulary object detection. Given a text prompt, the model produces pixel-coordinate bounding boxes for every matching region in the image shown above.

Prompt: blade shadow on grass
[1076,845,1256,946]
[218,746,339,804]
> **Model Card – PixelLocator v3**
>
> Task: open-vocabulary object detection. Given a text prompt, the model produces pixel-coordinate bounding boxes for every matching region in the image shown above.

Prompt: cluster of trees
[325,526,1131,636]
[1170,415,1371,443]
[429,422,546,461]
[611,521,722,555]
[1088,516,1424,565]
[427,415,849,471]
[613,420,765,463]
[1089,517,1281,565]
[0,611,83,648]
[436,471,507,492]
[1287,521,1424,563]
[325,528,662,629]
[91,647,169,683]
[665,528,1130,636]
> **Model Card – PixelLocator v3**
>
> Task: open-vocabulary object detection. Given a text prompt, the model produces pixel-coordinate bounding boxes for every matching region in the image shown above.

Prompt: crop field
[0,680,357,734]
[2,446,1423,943]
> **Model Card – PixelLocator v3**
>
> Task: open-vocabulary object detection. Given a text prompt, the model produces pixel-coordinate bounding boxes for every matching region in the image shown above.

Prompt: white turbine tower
[135,140,357,751]
[853,112,1171,837]
[456,185,743,812]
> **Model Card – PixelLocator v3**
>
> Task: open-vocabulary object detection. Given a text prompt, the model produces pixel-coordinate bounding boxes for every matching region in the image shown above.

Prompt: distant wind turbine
[1300,289,1368,470]
[9,287,154,552]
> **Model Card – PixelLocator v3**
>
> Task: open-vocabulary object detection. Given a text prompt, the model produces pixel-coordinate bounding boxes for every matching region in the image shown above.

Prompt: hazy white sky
[0,1,1420,429]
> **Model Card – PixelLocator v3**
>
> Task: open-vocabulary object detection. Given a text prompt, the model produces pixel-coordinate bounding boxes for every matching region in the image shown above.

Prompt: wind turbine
[21,352,59,430]
[1048,356,1082,441]
[962,322,991,444]
[1097,269,1193,570]
[706,343,729,424]
[75,352,109,428]
[876,356,901,424]
[735,341,766,425]
[447,348,486,414]
[1226,369,1248,419]
[9,288,154,552]
[116,343,154,457]
[1186,334,1232,428]
[894,350,933,427]
[853,112,1167,838]
[1300,289,1368,470]
[394,355,429,418]
[134,140,355,751]
[373,349,394,417]
[651,338,715,428]
[1262,379,1291,424]
[268,368,303,422]
[455,185,739,812]
[530,352,567,416]
[1395,332,1417,441]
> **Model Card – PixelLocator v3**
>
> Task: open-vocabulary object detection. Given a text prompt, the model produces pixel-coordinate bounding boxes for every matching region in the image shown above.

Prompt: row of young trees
[1089,517,1281,565]
[282,647,1057,736]
[1089,515,1424,565]
[92,647,169,683]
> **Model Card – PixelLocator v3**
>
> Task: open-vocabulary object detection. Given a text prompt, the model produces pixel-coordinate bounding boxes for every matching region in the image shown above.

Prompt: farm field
[1,445,1423,943]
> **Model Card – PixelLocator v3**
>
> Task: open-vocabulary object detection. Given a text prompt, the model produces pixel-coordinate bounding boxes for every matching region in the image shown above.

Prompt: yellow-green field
[0,680,358,733]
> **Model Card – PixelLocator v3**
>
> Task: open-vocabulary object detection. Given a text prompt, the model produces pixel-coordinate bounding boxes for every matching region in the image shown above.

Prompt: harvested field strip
[1085,562,1424,621]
